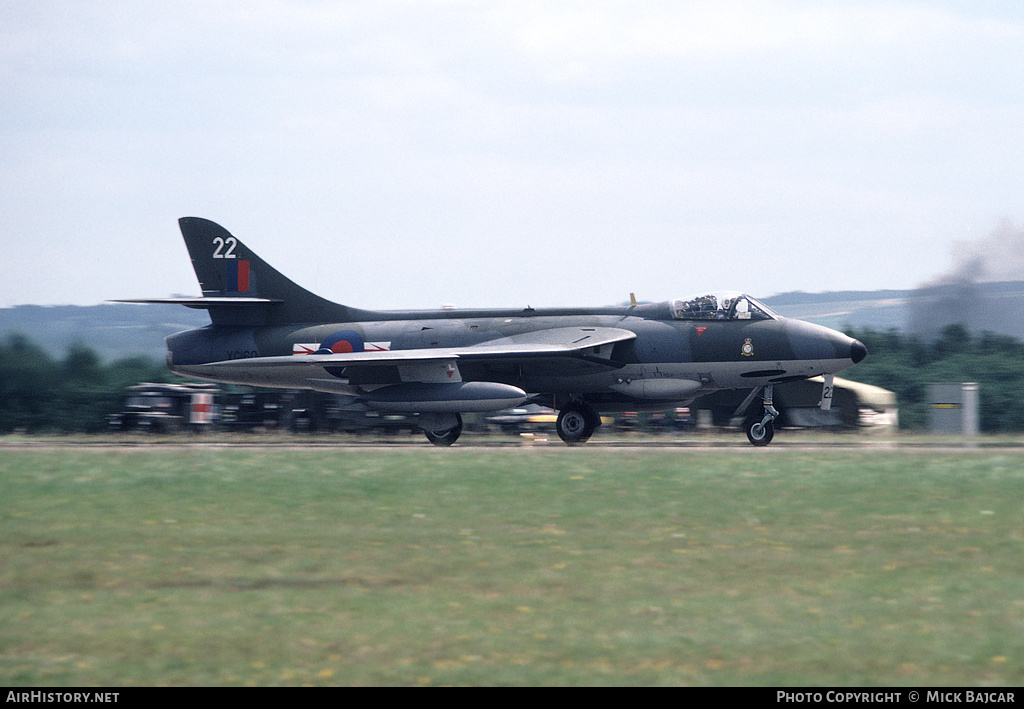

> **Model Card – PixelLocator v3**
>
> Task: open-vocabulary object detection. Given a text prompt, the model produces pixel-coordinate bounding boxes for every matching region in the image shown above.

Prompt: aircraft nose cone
[850,339,867,364]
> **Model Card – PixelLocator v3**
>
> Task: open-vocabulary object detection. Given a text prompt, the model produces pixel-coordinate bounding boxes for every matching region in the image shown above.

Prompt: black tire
[424,413,462,447]
[745,415,774,446]
[557,403,598,445]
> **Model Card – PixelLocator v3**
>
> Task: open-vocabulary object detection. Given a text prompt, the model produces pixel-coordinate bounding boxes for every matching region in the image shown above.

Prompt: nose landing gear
[743,384,779,447]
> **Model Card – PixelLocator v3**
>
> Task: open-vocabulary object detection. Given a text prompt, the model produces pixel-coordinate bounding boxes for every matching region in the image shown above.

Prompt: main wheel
[424,413,462,446]
[744,413,774,446]
[557,402,599,445]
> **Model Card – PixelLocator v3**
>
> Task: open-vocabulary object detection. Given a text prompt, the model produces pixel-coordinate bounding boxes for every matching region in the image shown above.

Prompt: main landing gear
[556,401,602,445]
[743,384,779,447]
[421,413,463,447]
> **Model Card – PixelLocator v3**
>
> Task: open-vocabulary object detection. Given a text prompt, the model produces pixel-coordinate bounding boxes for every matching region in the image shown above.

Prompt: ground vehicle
[107,383,218,433]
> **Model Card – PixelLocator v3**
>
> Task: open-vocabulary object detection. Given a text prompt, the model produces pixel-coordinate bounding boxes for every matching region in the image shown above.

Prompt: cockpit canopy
[669,292,778,321]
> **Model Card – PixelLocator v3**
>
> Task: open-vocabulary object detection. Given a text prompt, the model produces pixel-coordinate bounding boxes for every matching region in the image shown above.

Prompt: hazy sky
[3,1,1023,310]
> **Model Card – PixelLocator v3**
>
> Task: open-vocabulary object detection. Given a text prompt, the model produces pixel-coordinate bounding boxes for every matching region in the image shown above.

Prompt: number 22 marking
[212,237,237,259]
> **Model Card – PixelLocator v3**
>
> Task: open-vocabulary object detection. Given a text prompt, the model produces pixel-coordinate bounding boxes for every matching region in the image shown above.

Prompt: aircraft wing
[208,326,636,370]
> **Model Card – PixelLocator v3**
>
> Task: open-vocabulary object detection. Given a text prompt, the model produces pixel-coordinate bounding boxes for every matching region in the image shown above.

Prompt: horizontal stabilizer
[116,218,363,326]
[113,297,282,309]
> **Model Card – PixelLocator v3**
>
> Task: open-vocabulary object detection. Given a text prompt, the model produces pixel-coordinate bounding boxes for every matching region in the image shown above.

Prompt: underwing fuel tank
[609,378,702,399]
[363,382,528,413]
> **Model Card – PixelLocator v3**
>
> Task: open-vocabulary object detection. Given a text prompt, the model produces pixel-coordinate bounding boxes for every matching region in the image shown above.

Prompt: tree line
[4,326,1024,433]
[841,324,1024,432]
[0,334,177,433]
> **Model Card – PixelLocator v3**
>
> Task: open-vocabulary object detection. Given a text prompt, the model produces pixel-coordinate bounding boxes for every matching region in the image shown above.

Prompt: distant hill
[4,281,1024,362]
[762,290,909,332]
[0,303,209,362]
[763,281,1024,341]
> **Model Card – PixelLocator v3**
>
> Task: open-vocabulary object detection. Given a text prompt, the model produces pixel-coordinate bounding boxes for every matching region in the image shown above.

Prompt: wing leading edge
[202,326,636,371]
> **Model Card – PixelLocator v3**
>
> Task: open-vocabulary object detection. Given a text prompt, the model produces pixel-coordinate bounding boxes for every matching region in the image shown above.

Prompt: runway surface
[2,434,1021,452]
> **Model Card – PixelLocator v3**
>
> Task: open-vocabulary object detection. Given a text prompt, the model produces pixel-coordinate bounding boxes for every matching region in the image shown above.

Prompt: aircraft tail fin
[176,217,356,326]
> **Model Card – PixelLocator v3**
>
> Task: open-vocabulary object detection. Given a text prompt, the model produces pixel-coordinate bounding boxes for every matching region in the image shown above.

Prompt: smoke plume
[908,219,1024,340]
[947,219,1024,284]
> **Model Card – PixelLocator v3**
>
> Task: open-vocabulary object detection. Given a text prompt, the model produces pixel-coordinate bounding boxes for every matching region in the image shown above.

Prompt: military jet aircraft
[119,217,866,446]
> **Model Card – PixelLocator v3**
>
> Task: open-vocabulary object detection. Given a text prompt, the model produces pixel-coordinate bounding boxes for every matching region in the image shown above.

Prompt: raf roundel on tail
[117,217,866,446]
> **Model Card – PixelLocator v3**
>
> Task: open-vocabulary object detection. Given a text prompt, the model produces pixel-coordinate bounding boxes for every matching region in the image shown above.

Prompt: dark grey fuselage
[168,301,863,411]
[122,217,865,444]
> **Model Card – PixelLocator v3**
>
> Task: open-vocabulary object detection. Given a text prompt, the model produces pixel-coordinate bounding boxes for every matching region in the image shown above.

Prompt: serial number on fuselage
[226,350,259,360]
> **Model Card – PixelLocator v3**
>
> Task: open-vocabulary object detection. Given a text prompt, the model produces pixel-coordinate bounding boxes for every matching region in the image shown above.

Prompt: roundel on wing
[317,330,365,354]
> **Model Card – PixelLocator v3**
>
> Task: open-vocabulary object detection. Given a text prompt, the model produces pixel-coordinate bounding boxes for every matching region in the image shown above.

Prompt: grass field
[2,444,1023,686]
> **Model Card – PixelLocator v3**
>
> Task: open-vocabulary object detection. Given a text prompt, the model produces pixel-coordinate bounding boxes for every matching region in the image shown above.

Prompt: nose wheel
[744,412,775,446]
